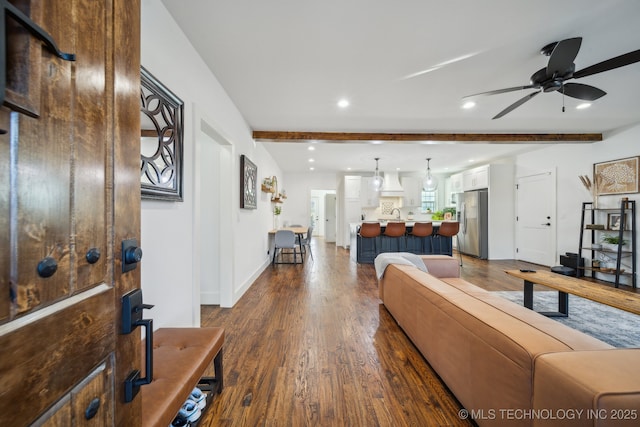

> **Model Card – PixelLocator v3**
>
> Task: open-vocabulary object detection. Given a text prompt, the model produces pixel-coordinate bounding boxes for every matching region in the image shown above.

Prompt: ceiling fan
[465,37,640,119]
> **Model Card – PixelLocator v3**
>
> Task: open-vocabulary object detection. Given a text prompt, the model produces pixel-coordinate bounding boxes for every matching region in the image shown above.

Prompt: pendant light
[371,157,384,192]
[422,157,438,191]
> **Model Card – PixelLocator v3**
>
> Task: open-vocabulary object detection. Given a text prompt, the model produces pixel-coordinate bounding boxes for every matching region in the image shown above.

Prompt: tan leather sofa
[378,256,640,427]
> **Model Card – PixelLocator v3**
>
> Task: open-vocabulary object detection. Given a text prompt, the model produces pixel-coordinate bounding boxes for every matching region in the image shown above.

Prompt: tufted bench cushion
[141,327,224,427]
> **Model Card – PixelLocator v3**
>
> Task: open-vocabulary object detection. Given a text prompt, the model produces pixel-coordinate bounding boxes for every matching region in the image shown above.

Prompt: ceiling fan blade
[464,85,537,98]
[573,49,640,79]
[492,91,541,120]
[547,37,582,77]
[562,83,606,101]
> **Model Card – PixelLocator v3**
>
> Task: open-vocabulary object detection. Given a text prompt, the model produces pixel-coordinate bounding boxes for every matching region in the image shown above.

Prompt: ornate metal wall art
[140,66,184,201]
[240,155,257,209]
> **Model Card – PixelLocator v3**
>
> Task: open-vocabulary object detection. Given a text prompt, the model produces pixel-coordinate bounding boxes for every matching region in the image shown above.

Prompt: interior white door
[310,196,321,236]
[516,171,556,266]
[325,194,337,242]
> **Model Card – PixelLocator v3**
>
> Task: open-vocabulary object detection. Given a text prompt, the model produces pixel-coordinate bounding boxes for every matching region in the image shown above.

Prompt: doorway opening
[193,108,234,322]
[310,189,336,242]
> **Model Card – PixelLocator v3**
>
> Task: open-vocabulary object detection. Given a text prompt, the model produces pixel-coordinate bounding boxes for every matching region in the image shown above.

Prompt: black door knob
[86,248,101,264]
[37,257,58,278]
[84,397,101,419]
[124,246,143,264]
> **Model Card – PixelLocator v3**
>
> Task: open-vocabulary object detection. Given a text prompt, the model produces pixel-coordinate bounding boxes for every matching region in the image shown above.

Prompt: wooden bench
[505,269,640,316]
[141,327,224,427]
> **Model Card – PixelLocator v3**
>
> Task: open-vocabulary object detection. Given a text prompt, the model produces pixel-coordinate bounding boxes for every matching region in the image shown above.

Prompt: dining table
[268,226,308,256]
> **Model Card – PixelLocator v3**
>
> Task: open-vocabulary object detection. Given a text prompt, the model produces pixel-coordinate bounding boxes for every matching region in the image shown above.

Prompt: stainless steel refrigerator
[455,190,488,259]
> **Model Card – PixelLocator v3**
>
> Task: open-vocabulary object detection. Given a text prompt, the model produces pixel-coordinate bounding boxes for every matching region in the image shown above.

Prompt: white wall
[515,123,639,285]
[141,1,282,328]
[281,172,336,227]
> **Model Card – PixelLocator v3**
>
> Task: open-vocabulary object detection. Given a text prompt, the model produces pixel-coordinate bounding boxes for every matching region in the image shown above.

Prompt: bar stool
[383,222,406,252]
[435,221,462,266]
[359,222,381,258]
[409,222,433,254]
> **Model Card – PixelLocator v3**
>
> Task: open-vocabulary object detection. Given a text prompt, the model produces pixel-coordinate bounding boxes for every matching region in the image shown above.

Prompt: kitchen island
[349,221,452,264]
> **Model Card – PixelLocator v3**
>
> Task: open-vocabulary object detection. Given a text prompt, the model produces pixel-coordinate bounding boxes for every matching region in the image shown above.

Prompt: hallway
[198,239,537,426]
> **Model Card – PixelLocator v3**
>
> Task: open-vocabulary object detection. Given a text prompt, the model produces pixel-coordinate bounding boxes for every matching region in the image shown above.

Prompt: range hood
[380,172,404,197]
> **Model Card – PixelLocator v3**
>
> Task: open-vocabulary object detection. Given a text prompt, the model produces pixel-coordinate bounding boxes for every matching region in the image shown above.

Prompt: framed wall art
[240,155,257,209]
[607,213,628,231]
[140,66,184,201]
[594,156,639,196]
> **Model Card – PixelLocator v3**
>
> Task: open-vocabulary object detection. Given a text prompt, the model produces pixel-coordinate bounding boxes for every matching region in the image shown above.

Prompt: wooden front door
[0,0,141,425]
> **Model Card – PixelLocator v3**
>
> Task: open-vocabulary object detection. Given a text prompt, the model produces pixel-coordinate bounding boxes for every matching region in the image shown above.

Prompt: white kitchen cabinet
[344,175,361,199]
[401,176,423,207]
[340,176,362,248]
[463,165,489,190]
[360,177,380,208]
[450,172,464,193]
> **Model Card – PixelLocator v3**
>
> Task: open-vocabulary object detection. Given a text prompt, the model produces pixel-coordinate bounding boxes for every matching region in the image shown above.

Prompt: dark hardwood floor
[198,239,636,426]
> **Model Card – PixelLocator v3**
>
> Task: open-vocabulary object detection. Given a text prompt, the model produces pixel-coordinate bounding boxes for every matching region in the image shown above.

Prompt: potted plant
[273,205,282,229]
[602,234,626,245]
[407,211,414,220]
[601,234,627,252]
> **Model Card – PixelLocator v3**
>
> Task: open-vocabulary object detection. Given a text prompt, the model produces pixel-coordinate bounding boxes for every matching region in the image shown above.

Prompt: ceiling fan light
[576,103,591,109]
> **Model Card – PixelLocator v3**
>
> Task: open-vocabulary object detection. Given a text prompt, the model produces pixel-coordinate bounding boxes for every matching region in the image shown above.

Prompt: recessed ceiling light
[468,159,475,163]
[347,167,352,170]
[308,158,315,162]
[337,99,350,108]
[308,146,315,151]
[576,103,591,110]
[462,101,476,109]
[370,140,383,145]
[309,167,315,171]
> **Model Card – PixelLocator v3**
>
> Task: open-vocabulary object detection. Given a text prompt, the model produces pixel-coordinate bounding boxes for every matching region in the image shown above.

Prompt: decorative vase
[273,215,279,230]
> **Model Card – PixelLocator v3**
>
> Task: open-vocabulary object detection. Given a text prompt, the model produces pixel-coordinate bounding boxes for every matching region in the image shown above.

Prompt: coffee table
[504,269,640,317]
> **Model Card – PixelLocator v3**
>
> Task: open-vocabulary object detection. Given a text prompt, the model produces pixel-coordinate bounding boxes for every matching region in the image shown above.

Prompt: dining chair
[272,230,303,265]
[409,222,433,253]
[359,222,382,256]
[299,226,314,260]
[434,221,462,266]
[383,221,406,252]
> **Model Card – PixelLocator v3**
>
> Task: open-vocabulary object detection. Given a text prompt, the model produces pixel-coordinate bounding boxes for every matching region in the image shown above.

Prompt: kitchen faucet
[390,208,401,220]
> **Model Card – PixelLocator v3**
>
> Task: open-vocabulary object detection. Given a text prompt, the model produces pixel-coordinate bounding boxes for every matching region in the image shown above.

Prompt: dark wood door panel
[0,109,9,323]
[0,285,115,426]
[1,0,141,424]
[73,0,108,290]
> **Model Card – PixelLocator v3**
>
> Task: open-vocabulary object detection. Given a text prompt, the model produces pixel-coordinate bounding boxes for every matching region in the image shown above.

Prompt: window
[421,190,436,212]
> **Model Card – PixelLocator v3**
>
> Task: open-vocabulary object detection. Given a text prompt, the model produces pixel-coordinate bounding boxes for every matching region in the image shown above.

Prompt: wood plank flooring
[197,239,636,426]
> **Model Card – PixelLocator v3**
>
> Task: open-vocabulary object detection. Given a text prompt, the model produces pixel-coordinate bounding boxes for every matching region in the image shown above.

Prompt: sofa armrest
[533,349,640,427]
[420,255,460,278]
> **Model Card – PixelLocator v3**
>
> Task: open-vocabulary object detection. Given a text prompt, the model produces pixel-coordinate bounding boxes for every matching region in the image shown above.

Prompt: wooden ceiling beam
[252,130,602,143]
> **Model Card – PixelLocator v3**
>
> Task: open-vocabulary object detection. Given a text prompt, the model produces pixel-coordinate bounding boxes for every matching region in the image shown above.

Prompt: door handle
[0,0,76,108]
[541,223,551,226]
[122,289,154,403]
